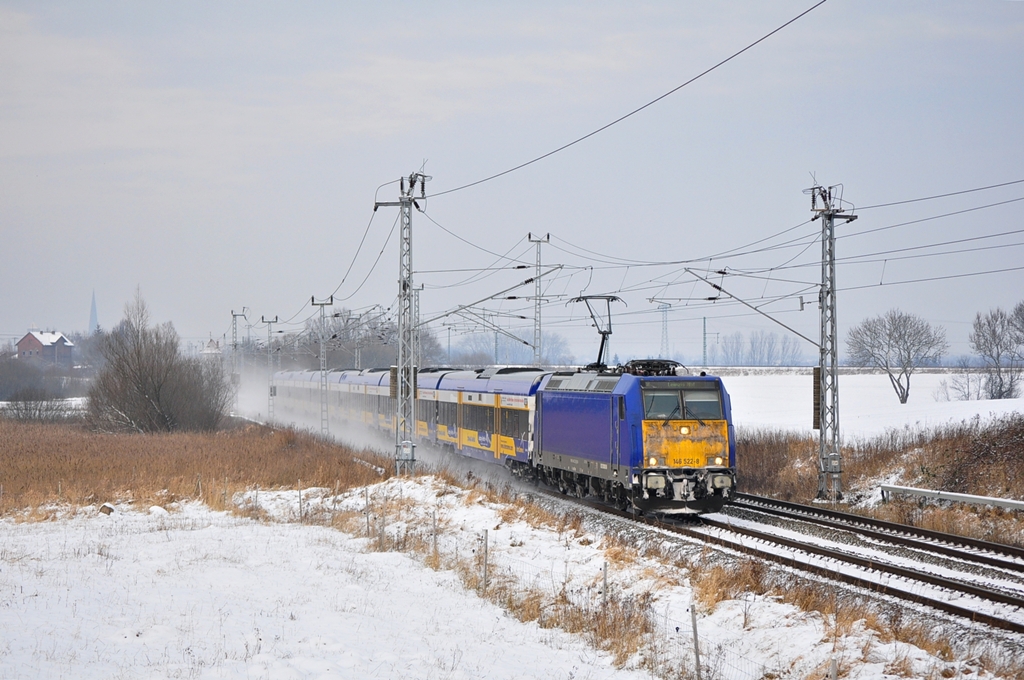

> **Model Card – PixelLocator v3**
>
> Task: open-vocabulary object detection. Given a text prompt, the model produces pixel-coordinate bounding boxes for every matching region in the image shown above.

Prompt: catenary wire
[425,0,828,199]
[858,178,1024,210]
[419,210,532,265]
[334,212,401,303]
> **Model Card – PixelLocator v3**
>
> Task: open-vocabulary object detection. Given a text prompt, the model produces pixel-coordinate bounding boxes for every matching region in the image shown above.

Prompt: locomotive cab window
[644,392,681,419]
[643,385,723,420]
[682,390,722,420]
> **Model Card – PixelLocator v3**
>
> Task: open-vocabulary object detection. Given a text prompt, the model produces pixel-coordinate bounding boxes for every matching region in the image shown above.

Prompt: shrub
[86,292,232,432]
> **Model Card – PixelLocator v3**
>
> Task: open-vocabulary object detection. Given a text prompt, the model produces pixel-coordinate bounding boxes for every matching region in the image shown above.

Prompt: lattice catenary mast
[659,303,671,359]
[262,315,278,422]
[230,309,247,407]
[310,296,333,437]
[528,232,549,366]
[375,172,429,475]
[809,185,856,500]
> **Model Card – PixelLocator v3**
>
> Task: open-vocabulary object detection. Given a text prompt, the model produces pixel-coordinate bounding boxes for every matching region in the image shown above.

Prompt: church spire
[89,290,99,335]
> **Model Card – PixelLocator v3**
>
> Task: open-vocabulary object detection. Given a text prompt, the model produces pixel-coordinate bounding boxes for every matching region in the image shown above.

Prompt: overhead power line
[419,210,531,265]
[839,195,1024,241]
[426,0,829,199]
[858,178,1024,210]
[840,264,1024,292]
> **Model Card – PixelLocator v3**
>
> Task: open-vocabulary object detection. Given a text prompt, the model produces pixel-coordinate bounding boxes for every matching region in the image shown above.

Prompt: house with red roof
[16,331,74,369]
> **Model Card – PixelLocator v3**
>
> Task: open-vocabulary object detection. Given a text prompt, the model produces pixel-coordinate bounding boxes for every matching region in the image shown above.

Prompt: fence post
[365,487,371,536]
[603,561,608,608]
[298,480,302,521]
[432,510,438,559]
[829,658,838,680]
[690,605,703,680]
[482,529,488,595]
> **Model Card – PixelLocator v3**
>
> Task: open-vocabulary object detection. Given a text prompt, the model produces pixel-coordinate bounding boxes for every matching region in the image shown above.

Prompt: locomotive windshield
[642,384,723,420]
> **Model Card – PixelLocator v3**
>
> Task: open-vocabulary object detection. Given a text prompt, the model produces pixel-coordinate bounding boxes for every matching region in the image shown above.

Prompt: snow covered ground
[2,370,1022,679]
[723,370,1024,439]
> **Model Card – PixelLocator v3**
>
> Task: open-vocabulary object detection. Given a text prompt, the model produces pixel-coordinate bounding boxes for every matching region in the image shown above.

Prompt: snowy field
[722,370,1024,439]
[2,371,1022,679]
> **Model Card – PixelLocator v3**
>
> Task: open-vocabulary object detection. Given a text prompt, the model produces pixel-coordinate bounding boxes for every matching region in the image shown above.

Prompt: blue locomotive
[272,359,736,514]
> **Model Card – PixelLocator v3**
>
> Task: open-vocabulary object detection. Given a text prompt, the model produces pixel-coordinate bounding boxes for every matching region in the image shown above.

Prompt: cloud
[0,6,665,175]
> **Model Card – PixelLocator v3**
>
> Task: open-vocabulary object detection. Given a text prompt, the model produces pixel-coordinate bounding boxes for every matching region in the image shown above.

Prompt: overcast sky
[3,1,1023,362]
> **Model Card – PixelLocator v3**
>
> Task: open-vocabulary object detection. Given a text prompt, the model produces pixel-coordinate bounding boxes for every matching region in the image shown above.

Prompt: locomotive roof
[542,372,622,393]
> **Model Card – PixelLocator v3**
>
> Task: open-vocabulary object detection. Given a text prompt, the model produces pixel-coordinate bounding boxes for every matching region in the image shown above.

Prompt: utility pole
[809,185,857,501]
[659,303,671,359]
[375,171,429,475]
[261,315,278,422]
[310,296,333,437]
[230,309,247,408]
[528,232,549,366]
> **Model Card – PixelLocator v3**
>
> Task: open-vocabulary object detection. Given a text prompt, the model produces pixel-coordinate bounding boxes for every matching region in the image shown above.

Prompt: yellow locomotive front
[636,380,735,513]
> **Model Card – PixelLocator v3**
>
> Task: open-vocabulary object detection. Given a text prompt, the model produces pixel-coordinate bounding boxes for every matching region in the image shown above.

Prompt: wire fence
[462,531,778,680]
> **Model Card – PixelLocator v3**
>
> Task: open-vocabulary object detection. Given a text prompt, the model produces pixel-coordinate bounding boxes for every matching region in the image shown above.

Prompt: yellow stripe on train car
[496,434,516,459]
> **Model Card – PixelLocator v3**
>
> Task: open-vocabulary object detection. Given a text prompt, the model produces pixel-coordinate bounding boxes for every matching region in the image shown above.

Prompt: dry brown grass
[737,415,1024,549]
[366,499,660,669]
[735,429,819,501]
[690,558,769,613]
[601,533,640,567]
[685,557,978,671]
[498,495,561,528]
[0,419,393,517]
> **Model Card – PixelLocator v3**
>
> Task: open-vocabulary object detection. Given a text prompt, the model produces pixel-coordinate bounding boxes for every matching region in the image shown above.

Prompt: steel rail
[728,495,1024,572]
[734,493,1024,562]
[699,516,1024,609]
[537,489,1024,635]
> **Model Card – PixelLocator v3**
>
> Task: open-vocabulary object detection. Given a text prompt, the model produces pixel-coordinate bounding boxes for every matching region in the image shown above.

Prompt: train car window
[500,409,529,438]
[643,391,681,419]
[682,390,723,420]
[418,400,437,426]
[464,405,495,432]
[437,401,457,427]
[618,396,625,420]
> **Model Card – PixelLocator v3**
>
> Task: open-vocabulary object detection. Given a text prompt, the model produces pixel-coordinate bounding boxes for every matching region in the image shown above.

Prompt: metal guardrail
[880,484,1024,512]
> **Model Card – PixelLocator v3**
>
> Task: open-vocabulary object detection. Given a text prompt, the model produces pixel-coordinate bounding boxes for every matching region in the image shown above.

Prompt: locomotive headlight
[648,457,658,467]
[714,456,724,466]
[679,426,691,435]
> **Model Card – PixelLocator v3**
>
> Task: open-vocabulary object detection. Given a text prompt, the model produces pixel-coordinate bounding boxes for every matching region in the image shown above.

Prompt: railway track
[538,489,1024,635]
[731,492,1024,569]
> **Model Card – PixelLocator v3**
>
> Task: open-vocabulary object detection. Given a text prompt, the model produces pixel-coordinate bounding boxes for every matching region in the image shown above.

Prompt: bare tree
[846,309,948,404]
[969,307,1022,399]
[1011,300,1024,353]
[720,332,745,366]
[747,331,779,366]
[779,335,805,366]
[87,292,232,432]
[541,332,575,367]
[1,387,73,422]
[452,332,498,366]
[948,356,984,401]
